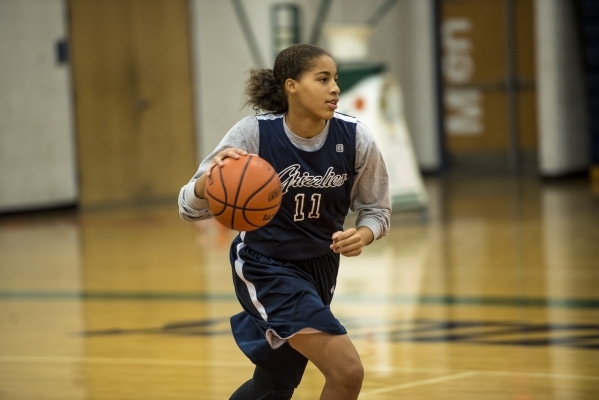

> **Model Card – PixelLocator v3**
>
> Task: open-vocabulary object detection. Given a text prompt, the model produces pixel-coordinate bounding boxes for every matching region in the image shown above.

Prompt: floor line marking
[481,370,599,382]
[366,366,599,382]
[360,371,478,397]
[1,291,598,309]
[2,356,599,383]
[0,356,248,368]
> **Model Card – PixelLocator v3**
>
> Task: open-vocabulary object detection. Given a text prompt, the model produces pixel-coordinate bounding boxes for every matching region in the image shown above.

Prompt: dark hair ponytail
[244,68,288,114]
[244,44,332,114]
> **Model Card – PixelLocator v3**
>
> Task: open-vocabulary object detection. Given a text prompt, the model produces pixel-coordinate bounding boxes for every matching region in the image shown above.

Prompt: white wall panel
[535,0,590,175]
[0,0,77,212]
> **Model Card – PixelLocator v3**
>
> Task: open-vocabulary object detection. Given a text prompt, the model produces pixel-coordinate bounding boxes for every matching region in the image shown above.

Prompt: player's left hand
[331,227,372,257]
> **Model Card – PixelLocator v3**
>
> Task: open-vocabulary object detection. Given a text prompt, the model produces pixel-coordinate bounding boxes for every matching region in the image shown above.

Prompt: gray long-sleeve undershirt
[178,114,391,240]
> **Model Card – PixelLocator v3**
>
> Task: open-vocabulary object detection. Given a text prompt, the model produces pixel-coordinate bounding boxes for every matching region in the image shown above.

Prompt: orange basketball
[204,154,282,231]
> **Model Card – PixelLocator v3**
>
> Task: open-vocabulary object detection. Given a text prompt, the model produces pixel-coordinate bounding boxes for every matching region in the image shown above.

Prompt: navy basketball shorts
[229,234,347,388]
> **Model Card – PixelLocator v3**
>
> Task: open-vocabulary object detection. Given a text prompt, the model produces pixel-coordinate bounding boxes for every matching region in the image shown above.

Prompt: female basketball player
[179,44,390,400]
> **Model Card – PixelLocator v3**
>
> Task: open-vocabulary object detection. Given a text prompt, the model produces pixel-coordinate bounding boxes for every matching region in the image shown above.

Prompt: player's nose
[331,81,340,95]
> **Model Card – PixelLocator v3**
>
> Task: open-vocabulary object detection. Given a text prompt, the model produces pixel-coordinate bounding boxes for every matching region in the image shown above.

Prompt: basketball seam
[202,194,280,212]
[204,166,228,217]
[204,190,228,217]
[242,170,281,227]
[231,155,253,229]
[218,165,227,208]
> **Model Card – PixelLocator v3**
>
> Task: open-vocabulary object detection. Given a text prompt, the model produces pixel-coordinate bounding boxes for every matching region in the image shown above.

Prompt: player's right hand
[207,148,248,177]
[194,148,249,199]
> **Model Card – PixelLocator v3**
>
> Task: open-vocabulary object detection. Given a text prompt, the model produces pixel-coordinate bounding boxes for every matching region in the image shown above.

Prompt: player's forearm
[357,225,374,246]
[194,173,208,199]
[178,181,211,221]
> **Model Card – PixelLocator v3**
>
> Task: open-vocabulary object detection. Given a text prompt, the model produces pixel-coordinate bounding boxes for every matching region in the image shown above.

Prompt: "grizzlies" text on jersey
[278,164,348,195]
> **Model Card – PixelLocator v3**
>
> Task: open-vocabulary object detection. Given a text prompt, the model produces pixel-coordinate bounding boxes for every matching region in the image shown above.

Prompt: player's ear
[285,78,297,94]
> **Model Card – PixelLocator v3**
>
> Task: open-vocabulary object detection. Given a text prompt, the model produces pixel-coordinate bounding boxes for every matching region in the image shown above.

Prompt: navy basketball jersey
[242,113,357,260]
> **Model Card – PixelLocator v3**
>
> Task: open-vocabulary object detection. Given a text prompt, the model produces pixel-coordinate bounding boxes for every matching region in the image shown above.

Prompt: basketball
[204,154,282,231]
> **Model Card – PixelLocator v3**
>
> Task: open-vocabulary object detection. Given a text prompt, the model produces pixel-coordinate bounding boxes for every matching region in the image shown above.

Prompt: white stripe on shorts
[265,327,322,349]
[234,241,268,321]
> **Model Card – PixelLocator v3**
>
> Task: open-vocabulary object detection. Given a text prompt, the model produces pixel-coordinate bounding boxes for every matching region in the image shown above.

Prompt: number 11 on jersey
[293,193,322,221]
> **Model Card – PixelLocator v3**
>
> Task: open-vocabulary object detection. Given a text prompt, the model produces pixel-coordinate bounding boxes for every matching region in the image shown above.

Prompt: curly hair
[244,44,333,114]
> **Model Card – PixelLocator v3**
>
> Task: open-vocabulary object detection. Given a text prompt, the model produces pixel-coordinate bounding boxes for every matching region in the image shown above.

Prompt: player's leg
[229,340,308,400]
[229,365,294,400]
[288,332,363,400]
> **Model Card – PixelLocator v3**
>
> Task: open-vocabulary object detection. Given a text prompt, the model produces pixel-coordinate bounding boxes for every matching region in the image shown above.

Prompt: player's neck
[284,112,326,139]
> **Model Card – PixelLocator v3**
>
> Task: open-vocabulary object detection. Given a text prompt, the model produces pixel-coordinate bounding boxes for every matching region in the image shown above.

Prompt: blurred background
[1,0,598,399]
[0,0,598,212]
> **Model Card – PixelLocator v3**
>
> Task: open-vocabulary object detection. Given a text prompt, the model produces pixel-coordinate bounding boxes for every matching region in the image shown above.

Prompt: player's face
[289,55,340,121]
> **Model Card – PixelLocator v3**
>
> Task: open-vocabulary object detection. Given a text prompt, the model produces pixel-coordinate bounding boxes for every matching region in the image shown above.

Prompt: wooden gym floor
[1,171,598,399]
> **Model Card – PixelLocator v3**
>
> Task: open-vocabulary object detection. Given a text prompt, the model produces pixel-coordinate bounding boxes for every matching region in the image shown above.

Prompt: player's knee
[327,356,364,392]
[344,359,364,390]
